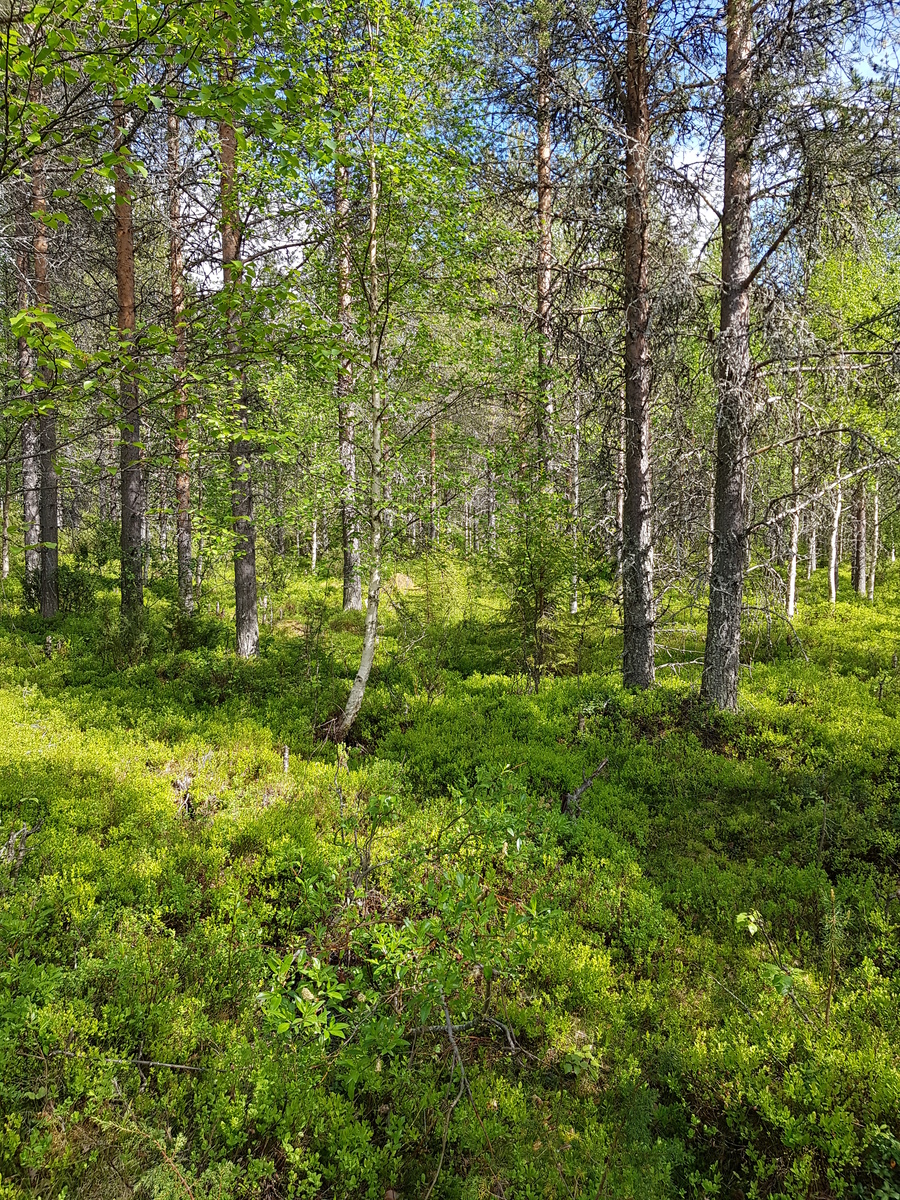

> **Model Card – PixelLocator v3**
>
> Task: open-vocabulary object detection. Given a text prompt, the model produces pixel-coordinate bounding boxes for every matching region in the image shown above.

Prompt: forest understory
[1,554,899,1200]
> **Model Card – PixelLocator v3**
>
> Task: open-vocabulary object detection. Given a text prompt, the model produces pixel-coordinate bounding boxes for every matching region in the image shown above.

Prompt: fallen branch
[0,820,43,892]
[561,758,608,818]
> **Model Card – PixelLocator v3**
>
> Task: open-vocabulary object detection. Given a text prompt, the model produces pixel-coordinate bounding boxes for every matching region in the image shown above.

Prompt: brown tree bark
[621,0,655,688]
[166,71,193,614]
[114,99,144,622]
[32,129,58,619]
[335,140,362,610]
[701,0,753,710]
[220,63,259,659]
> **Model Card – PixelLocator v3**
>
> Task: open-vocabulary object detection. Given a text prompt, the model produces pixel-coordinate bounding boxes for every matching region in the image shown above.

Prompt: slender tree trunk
[621,0,655,688]
[114,99,143,623]
[311,513,318,572]
[616,388,625,570]
[1,467,9,579]
[829,469,842,606]
[852,476,866,598]
[166,73,193,614]
[536,21,554,460]
[32,131,58,619]
[336,142,362,610]
[335,61,382,741]
[220,66,259,658]
[429,419,437,544]
[570,381,581,614]
[807,508,816,578]
[16,201,40,585]
[786,384,801,618]
[868,476,878,601]
[701,0,753,710]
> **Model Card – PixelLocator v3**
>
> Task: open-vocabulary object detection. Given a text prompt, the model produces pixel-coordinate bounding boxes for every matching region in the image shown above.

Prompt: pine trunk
[701,0,753,710]
[621,0,655,689]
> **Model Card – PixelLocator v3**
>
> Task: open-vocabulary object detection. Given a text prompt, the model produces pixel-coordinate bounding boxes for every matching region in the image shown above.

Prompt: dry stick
[423,993,507,1200]
[562,758,609,817]
[45,1048,202,1072]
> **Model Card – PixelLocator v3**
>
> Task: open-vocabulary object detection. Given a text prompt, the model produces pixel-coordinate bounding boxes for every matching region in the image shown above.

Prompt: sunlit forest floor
[1,556,899,1199]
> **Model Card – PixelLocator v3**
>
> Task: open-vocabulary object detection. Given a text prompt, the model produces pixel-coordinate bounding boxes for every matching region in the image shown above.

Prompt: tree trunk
[829,470,842,606]
[616,388,625,571]
[570,381,581,614]
[429,419,437,544]
[16,200,40,586]
[868,476,878,601]
[220,67,259,658]
[114,99,143,623]
[32,131,58,619]
[535,20,554,460]
[1,467,9,579]
[701,0,753,710]
[167,72,193,614]
[336,142,362,610]
[786,384,801,617]
[334,64,383,742]
[852,476,866,598]
[807,509,816,578]
[621,0,655,689]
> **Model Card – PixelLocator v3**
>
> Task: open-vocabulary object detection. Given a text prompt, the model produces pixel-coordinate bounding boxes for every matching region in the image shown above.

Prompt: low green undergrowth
[0,559,898,1198]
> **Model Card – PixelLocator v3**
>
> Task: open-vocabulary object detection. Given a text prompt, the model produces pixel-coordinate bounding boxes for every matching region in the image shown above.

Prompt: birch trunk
[536,21,554,460]
[166,72,193,614]
[786,386,801,618]
[334,59,383,741]
[701,0,753,709]
[32,124,58,619]
[16,199,40,585]
[852,476,866,598]
[570,382,581,615]
[1,468,9,579]
[429,419,437,544]
[114,99,143,623]
[621,0,655,688]
[829,470,842,606]
[220,65,259,658]
[336,137,362,610]
[868,477,878,602]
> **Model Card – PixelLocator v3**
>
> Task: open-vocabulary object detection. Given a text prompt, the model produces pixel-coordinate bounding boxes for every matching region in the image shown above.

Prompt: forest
[1,0,900,1195]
